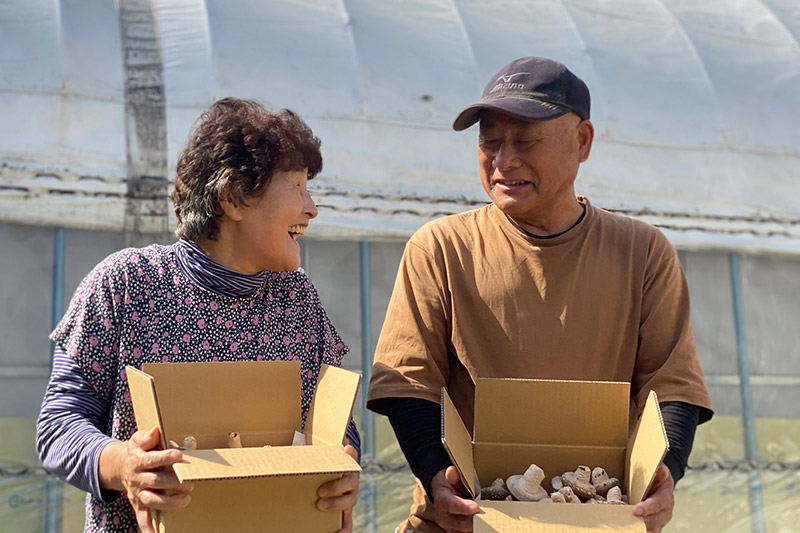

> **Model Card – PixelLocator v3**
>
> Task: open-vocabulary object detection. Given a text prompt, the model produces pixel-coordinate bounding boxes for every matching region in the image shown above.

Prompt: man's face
[477,110,592,225]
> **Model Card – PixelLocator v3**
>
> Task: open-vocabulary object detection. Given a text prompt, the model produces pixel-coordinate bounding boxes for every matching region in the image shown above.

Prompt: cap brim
[452,97,572,131]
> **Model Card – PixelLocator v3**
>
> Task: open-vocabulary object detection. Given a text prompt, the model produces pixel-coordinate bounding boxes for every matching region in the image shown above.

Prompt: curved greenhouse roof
[1,0,799,252]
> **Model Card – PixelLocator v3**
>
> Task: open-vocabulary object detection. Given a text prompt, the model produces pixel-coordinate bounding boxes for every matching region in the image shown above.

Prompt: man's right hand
[99,426,194,533]
[430,466,480,533]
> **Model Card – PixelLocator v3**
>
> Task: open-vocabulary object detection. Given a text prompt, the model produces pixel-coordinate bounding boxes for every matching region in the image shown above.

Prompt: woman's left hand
[316,443,360,533]
[632,462,675,533]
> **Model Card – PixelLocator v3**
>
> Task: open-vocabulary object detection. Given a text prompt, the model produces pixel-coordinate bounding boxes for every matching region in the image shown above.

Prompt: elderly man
[367,57,713,533]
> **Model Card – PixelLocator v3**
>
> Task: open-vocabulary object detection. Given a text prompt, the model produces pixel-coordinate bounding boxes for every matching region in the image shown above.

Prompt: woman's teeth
[288,225,306,236]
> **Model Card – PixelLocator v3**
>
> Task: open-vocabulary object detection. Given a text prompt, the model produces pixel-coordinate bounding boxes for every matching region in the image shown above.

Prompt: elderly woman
[36,98,360,533]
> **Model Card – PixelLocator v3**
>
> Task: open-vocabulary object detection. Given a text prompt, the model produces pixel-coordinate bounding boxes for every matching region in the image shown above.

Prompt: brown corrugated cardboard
[127,360,361,532]
[441,378,668,532]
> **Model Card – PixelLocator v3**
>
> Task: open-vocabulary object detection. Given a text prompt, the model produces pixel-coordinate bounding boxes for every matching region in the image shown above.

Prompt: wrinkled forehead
[478,110,545,135]
[479,109,579,138]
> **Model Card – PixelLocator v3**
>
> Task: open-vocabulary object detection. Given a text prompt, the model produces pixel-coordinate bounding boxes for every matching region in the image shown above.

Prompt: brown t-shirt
[367,198,712,532]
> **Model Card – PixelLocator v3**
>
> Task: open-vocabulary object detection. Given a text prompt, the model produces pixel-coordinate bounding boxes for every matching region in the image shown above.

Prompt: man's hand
[633,463,675,533]
[99,426,193,533]
[317,443,360,533]
[430,466,480,533]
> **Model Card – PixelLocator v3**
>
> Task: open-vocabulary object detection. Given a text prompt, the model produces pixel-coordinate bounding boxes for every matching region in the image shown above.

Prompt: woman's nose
[305,192,318,219]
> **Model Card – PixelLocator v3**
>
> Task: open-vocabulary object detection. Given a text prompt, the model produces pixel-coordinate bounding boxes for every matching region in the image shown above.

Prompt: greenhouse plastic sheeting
[0,0,798,251]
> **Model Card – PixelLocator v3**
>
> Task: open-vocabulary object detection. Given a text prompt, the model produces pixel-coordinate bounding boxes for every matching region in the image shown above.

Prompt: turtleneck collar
[173,238,267,298]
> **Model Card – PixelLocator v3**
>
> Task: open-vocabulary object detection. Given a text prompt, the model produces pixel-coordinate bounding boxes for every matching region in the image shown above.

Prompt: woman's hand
[317,443,360,533]
[99,426,194,533]
[430,466,480,533]
[633,462,675,533]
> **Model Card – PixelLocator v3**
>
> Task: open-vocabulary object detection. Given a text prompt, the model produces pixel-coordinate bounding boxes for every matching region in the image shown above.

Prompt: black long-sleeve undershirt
[371,397,701,501]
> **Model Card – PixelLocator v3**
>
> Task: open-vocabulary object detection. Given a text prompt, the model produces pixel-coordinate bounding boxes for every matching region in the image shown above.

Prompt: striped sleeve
[36,346,118,502]
[345,418,361,463]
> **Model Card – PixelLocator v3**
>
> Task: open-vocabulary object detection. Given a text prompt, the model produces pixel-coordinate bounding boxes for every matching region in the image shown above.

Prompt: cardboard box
[127,360,361,532]
[441,379,668,533]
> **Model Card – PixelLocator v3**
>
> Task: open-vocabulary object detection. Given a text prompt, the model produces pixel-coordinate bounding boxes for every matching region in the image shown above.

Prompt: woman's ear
[219,197,244,222]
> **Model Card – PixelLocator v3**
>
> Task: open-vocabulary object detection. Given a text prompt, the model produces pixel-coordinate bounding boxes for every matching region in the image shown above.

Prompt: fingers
[444,466,463,489]
[136,471,194,494]
[343,444,358,462]
[336,509,353,533]
[429,468,478,533]
[319,472,359,497]
[633,463,674,533]
[131,449,183,474]
[137,489,192,511]
[130,426,162,451]
[442,467,478,514]
[135,506,154,533]
[436,497,475,533]
[438,490,479,517]
[318,473,359,512]
[318,489,358,513]
[642,507,672,533]
[121,428,194,519]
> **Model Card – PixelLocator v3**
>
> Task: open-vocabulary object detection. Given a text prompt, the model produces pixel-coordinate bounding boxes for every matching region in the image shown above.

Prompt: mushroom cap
[507,465,548,501]
[591,467,609,485]
[562,468,597,500]
[550,492,567,503]
[480,478,511,501]
[590,466,619,496]
[574,465,592,484]
[606,486,626,504]
[183,435,197,450]
[594,476,620,497]
[558,486,581,503]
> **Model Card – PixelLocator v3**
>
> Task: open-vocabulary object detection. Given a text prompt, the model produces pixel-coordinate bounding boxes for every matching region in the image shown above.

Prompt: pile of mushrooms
[479,464,626,505]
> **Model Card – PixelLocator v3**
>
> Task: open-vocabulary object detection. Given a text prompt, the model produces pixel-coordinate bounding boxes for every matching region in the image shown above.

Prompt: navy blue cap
[453,57,591,131]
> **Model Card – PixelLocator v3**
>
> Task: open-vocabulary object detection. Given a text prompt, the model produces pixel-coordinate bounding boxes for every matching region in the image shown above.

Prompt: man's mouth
[288,225,306,240]
[495,179,531,188]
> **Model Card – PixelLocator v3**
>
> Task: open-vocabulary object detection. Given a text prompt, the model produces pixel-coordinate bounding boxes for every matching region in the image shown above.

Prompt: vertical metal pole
[359,241,377,532]
[47,227,66,533]
[729,253,766,533]
[51,228,66,336]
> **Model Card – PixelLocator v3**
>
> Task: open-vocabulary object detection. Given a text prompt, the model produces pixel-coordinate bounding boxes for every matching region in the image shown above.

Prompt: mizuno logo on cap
[496,72,528,83]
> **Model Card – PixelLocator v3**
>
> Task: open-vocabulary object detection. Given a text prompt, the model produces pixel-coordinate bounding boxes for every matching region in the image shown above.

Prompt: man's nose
[493,142,519,170]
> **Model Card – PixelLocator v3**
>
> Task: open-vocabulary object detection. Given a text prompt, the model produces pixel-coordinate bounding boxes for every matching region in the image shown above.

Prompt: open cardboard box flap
[626,390,669,505]
[172,444,360,482]
[127,360,362,480]
[305,364,362,446]
[441,379,668,532]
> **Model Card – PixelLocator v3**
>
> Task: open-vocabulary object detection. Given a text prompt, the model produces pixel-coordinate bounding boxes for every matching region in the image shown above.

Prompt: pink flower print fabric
[50,244,348,532]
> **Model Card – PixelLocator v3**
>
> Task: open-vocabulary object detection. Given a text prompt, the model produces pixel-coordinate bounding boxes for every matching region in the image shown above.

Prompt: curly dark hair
[171,97,322,241]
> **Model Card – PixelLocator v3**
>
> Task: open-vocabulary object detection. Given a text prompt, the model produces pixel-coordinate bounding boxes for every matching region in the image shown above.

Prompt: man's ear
[576,119,594,163]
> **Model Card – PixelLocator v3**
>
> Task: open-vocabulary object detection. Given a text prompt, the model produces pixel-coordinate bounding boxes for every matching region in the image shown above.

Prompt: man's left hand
[633,463,674,533]
[317,443,360,533]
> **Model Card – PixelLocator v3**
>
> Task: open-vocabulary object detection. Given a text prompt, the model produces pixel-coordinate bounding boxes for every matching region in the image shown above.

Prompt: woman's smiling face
[227,168,318,272]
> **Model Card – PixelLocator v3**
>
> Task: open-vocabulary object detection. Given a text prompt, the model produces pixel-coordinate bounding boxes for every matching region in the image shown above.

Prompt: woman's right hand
[99,426,194,533]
